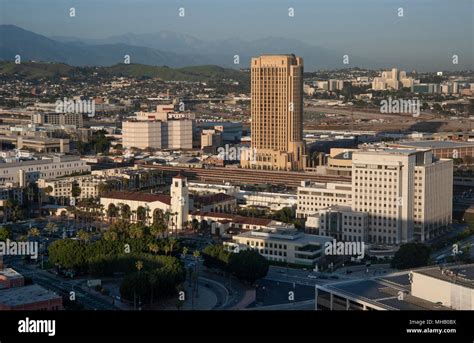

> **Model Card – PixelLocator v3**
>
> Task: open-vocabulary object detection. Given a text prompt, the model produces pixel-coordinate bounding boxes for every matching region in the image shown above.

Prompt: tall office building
[122,120,193,150]
[297,148,452,245]
[351,149,452,244]
[241,54,306,171]
[372,68,414,90]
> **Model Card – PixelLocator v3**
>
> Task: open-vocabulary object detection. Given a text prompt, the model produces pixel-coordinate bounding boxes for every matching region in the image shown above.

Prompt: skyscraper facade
[241,54,306,171]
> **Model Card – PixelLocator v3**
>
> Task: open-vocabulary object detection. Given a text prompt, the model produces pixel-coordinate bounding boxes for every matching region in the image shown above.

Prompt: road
[182,255,247,309]
[431,234,474,260]
[264,265,344,287]
[252,279,315,308]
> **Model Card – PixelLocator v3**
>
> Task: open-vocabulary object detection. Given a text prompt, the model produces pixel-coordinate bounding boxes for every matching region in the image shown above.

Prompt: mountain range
[0,61,250,84]
[1,25,374,70]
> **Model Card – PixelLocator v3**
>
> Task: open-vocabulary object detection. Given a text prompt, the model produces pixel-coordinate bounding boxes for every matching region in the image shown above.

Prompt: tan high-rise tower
[242,54,306,171]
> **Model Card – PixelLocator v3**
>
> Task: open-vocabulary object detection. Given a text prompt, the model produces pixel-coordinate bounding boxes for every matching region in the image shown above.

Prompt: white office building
[0,156,90,187]
[298,148,452,245]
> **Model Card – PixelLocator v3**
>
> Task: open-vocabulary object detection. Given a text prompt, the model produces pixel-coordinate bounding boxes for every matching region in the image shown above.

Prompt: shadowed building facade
[242,54,306,171]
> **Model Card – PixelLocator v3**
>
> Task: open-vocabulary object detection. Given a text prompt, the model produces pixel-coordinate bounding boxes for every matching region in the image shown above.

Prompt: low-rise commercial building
[0,155,90,187]
[0,268,25,289]
[316,264,474,311]
[309,206,369,242]
[225,224,332,266]
[389,140,474,160]
[411,265,474,310]
[0,284,63,310]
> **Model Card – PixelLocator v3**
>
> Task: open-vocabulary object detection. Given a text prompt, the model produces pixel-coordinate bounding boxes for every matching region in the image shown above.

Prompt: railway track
[140,164,351,188]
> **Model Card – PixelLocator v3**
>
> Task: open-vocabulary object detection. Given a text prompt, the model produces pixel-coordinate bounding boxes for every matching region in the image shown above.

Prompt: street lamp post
[314,284,318,311]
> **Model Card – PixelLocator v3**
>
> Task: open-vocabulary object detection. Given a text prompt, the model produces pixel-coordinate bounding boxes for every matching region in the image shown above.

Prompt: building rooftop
[0,268,24,280]
[355,148,421,156]
[193,193,235,206]
[0,284,61,307]
[235,229,331,245]
[0,155,82,169]
[415,265,474,289]
[393,140,474,149]
[318,269,455,311]
[190,211,273,226]
[332,151,354,160]
[101,191,171,205]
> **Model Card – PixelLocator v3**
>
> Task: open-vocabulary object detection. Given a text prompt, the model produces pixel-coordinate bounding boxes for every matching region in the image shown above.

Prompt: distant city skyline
[0,0,473,71]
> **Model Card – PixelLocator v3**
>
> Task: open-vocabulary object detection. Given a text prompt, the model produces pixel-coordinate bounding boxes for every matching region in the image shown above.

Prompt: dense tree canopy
[76,130,111,154]
[202,244,230,269]
[119,255,185,303]
[202,244,269,284]
[48,239,87,270]
[227,250,269,284]
[391,243,431,269]
[0,226,12,241]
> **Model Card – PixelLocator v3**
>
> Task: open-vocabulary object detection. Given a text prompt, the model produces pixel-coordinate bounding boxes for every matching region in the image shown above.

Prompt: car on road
[307,274,318,279]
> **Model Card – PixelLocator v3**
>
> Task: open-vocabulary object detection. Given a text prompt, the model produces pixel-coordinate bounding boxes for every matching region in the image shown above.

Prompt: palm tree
[163,211,172,237]
[148,243,159,254]
[193,250,200,263]
[149,271,158,305]
[191,219,200,233]
[141,173,150,189]
[137,206,147,223]
[107,204,118,223]
[45,221,58,238]
[103,230,118,241]
[193,251,201,297]
[130,224,144,239]
[77,229,91,244]
[168,237,178,255]
[37,188,44,217]
[172,212,179,237]
[27,227,40,239]
[135,260,144,274]
[120,204,131,222]
[2,199,13,223]
[44,185,53,197]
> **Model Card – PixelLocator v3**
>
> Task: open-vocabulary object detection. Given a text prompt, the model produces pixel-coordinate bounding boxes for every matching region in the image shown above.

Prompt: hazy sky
[1,0,473,67]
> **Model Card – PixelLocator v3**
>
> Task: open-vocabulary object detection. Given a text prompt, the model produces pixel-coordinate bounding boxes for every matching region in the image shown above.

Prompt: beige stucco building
[100,176,190,230]
[298,148,453,245]
[352,149,452,244]
[241,54,306,171]
[297,181,353,218]
[122,121,162,150]
[122,120,193,150]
